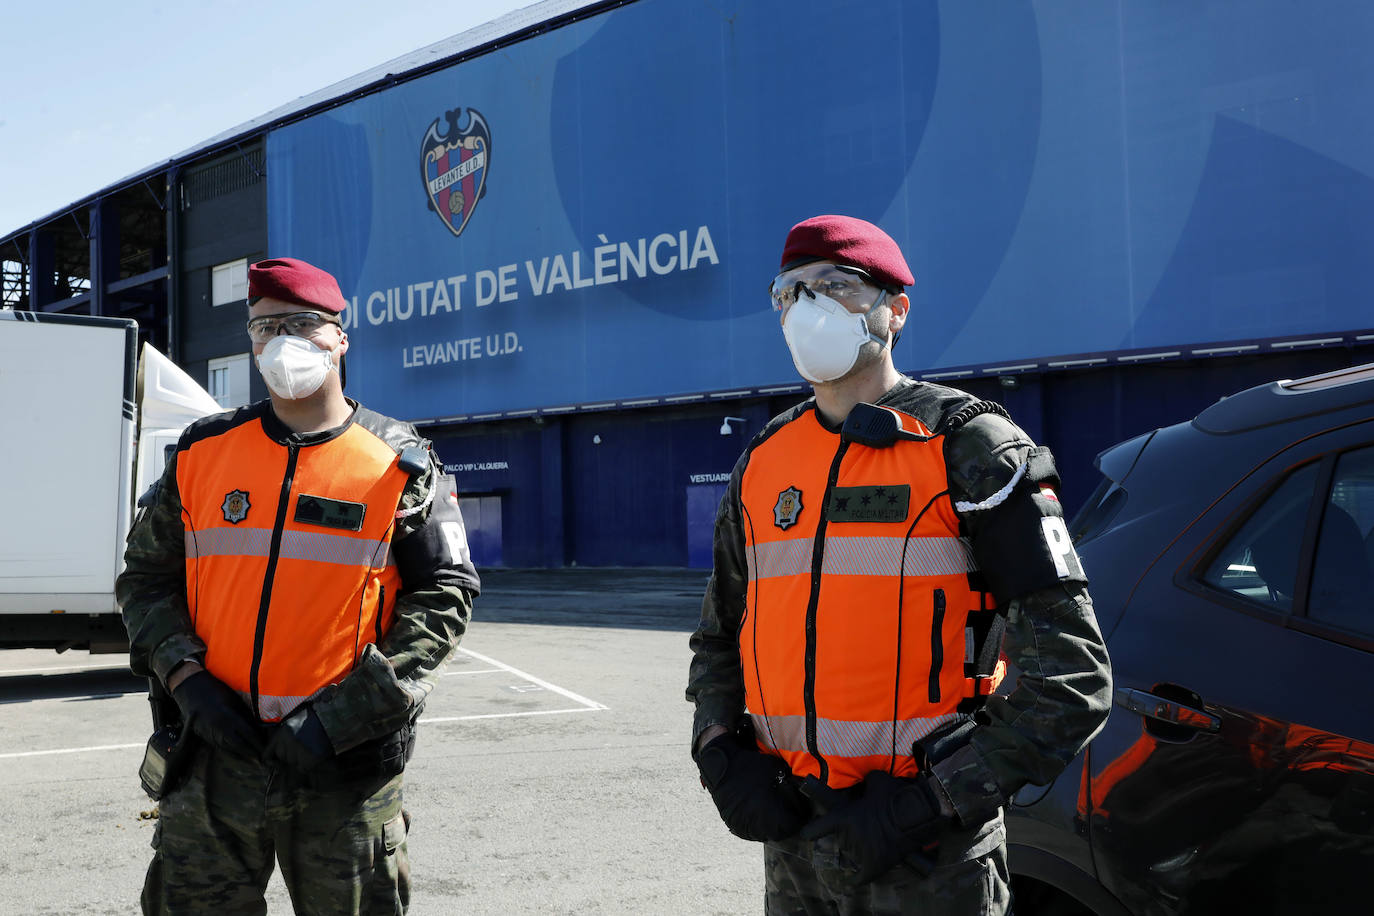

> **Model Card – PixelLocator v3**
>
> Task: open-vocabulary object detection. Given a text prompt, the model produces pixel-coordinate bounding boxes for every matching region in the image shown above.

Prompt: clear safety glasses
[246,311,342,344]
[769,263,885,314]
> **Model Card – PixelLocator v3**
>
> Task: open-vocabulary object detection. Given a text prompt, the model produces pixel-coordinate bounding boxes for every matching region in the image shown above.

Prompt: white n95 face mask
[781,290,889,383]
[255,335,336,399]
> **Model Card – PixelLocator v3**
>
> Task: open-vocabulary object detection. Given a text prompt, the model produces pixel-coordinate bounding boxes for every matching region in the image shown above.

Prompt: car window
[1308,447,1374,637]
[1202,462,1320,612]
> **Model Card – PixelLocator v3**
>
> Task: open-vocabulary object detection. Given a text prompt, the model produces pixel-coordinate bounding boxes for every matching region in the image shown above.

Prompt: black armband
[393,473,481,593]
[962,447,1087,602]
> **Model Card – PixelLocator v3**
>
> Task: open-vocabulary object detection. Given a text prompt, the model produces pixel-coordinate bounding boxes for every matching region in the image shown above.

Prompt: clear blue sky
[0,0,538,236]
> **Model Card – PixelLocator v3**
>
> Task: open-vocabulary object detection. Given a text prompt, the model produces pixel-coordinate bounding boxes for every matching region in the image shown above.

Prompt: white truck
[0,309,220,652]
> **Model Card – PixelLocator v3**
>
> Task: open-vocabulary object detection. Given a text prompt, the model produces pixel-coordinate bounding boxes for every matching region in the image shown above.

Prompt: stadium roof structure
[1,0,614,319]
[5,0,608,239]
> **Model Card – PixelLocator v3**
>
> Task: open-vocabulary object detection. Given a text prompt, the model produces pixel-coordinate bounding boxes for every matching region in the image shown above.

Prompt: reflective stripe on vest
[179,416,411,722]
[185,526,395,568]
[751,710,963,759]
[738,406,1002,788]
[747,535,975,581]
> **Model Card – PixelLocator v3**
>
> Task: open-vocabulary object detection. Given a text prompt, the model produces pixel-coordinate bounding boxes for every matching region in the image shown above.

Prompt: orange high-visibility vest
[738,406,1003,788]
[177,414,411,722]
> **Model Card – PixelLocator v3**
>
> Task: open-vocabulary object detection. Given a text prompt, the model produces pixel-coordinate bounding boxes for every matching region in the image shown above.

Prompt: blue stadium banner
[268,0,1374,421]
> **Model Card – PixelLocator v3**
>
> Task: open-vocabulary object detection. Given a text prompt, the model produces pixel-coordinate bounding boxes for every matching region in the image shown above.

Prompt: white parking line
[0,662,131,676]
[0,742,143,760]
[449,646,607,711]
[421,706,603,724]
[0,645,605,760]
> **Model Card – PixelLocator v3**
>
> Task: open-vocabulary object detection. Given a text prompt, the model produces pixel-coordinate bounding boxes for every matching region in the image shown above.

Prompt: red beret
[247,257,348,314]
[779,215,915,289]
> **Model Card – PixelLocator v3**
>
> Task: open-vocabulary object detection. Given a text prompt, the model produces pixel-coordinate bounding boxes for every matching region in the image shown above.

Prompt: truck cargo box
[0,309,219,651]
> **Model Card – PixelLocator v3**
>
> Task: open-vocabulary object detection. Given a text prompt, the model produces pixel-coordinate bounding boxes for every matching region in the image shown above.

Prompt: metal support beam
[40,292,92,313]
[140,177,168,210]
[89,199,119,317]
[1,239,28,308]
[232,142,266,178]
[107,265,168,295]
[28,228,56,307]
[165,166,181,359]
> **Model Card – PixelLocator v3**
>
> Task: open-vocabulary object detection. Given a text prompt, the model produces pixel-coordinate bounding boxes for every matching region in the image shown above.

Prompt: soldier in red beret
[118,256,481,914]
[688,215,1112,914]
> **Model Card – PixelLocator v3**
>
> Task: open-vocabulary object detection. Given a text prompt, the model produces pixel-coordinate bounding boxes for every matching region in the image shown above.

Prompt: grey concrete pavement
[0,568,765,915]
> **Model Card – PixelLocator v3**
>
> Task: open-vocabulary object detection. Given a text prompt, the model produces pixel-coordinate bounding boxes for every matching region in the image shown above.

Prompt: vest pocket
[928,588,946,702]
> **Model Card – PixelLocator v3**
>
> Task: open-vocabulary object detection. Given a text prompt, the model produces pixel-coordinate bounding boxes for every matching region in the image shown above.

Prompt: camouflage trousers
[142,745,410,915]
[763,814,1010,915]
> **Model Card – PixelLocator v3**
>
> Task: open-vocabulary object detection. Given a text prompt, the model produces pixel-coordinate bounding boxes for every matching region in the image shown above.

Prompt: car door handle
[1114,688,1221,732]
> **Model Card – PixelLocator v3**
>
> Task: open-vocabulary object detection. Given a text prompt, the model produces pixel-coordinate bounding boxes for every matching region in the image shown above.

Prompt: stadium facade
[5,0,1374,568]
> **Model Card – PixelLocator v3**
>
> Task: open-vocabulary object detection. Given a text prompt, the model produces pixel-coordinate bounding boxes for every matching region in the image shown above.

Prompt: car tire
[1012,877,1100,916]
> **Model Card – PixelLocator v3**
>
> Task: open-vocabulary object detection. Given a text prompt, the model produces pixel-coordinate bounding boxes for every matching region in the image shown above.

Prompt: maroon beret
[779,215,915,289]
[247,257,348,314]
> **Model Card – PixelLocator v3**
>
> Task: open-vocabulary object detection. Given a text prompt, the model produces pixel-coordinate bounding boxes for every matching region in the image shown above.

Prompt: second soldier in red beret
[118,256,482,914]
[688,215,1111,914]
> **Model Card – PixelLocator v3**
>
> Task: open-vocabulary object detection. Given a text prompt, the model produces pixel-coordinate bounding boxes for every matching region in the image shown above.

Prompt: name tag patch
[295,494,367,531]
[826,485,910,523]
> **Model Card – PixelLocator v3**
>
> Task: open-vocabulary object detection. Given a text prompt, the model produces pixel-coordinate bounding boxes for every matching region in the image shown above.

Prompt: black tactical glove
[170,670,265,758]
[801,770,948,886]
[696,732,808,842]
[264,704,333,774]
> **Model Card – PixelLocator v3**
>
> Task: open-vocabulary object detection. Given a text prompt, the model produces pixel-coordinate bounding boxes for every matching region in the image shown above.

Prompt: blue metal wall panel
[437,346,1369,568]
[686,483,728,569]
[557,405,770,567]
[265,0,1374,423]
[429,424,542,567]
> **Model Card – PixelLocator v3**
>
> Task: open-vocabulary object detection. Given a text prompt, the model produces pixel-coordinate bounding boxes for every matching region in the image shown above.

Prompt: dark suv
[1007,363,1374,915]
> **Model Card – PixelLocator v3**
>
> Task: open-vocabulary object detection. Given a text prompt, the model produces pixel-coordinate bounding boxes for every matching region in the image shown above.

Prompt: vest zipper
[375,584,386,644]
[249,443,300,720]
[928,588,946,702]
[804,438,850,784]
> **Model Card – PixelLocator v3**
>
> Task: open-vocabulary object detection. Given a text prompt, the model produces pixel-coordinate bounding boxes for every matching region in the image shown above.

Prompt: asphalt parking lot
[0,568,762,915]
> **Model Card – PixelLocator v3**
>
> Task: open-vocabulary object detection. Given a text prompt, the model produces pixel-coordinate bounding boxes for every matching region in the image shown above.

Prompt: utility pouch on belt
[139,678,195,801]
[913,715,980,772]
[308,702,423,789]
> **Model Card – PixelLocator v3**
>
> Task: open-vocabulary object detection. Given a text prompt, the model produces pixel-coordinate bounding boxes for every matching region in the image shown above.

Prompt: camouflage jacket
[117,399,480,754]
[686,378,1112,827]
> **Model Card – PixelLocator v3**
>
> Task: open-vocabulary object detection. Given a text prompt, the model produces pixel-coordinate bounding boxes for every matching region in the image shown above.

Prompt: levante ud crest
[420,108,490,238]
